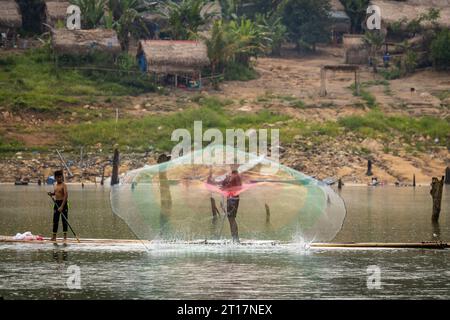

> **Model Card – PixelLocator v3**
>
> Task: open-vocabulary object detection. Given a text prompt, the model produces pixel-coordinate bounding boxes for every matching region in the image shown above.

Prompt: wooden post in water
[265,204,271,224]
[210,198,219,218]
[430,176,444,222]
[413,174,416,187]
[111,149,120,186]
[338,178,343,190]
[445,167,450,185]
[100,165,105,186]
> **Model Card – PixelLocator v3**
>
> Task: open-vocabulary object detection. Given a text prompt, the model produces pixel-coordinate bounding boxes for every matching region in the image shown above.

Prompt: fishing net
[110,145,346,242]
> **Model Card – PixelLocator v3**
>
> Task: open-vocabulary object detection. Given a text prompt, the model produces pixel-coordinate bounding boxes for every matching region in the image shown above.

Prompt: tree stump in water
[111,149,120,186]
[430,176,444,222]
[265,204,271,224]
[210,198,220,218]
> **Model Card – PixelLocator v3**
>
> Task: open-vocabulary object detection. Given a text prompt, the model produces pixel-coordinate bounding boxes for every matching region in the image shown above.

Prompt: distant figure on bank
[48,170,69,241]
[383,52,390,67]
[221,167,242,243]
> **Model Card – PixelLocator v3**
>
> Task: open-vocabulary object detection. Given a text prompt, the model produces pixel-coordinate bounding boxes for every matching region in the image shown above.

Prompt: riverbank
[1,46,449,184]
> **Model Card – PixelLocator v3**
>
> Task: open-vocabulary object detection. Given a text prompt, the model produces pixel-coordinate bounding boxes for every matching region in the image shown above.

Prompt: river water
[0,185,449,299]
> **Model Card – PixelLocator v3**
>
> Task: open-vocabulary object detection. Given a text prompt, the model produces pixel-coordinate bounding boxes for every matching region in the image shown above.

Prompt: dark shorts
[226,197,239,218]
[53,200,69,233]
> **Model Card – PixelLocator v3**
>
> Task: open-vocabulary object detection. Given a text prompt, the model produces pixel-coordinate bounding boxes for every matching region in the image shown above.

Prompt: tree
[256,13,287,56]
[108,0,150,52]
[340,0,369,34]
[280,0,331,52]
[431,29,450,70]
[161,0,217,40]
[363,30,385,72]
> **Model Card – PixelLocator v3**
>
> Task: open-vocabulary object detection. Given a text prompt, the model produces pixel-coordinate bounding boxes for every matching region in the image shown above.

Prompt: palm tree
[161,0,218,40]
[108,0,151,52]
[71,0,107,29]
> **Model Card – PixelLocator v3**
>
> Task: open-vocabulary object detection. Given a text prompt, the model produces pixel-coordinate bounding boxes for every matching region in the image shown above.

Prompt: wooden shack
[51,29,121,56]
[137,40,210,88]
[0,0,22,47]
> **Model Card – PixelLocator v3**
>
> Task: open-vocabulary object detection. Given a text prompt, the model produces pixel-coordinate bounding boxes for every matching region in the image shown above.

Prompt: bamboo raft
[0,236,448,249]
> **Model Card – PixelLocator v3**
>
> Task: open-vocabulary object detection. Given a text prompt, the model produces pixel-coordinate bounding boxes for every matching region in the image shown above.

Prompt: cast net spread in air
[110,145,346,242]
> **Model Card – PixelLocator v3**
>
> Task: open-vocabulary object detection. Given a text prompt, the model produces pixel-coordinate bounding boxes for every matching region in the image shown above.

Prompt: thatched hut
[330,0,351,43]
[137,40,210,88]
[343,35,369,65]
[44,0,71,28]
[370,0,450,29]
[0,0,22,32]
[0,0,21,47]
[51,29,121,56]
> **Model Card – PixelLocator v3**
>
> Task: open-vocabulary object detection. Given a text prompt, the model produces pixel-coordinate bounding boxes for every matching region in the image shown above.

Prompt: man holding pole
[48,170,69,242]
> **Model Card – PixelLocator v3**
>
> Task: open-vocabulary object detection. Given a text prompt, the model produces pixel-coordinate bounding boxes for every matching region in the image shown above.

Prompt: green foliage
[388,8,441,38]
[0,49,155,113]
[70,0,107,29]
[64,97,289,151]
[404,50,418,73]
[108,0,150,52]
[0,136,25,153]
[363,30,385,72]
[161,0,217,40]
[255,13,287,56]
[204,18,267,80]
[360,90,377,108]
[338,110,450,145]
[380,68,401,80]
[224,61,258,81]
[431,28,450,69]
[281,0,331,51]
[340,0,370,34]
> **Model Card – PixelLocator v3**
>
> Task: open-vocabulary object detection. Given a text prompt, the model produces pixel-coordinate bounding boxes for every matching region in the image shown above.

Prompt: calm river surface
[0,185,449,299]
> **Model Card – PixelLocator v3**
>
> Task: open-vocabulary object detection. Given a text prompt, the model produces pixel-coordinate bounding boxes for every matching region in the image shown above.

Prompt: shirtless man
[47,170,69,241]
[221,167,242,243]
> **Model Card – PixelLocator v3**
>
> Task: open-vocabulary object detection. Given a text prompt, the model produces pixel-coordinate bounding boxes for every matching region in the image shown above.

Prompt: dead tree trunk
[338,178,343,190]
[265,203,271,224]
[111,148,120,186]
[430,176,444,222]
[210,197,220,218]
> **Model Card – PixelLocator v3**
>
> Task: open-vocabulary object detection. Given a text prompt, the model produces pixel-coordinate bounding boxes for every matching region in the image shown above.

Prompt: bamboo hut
[44,0,71,28]
[137,40,210,88]
[370,0,450,29]
[330,0,351,43]
[343,35,369,65]
[0,0,22,47]
[51,29,121,56]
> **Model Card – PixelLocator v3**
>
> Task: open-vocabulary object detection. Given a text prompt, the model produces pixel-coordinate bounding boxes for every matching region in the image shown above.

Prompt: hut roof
[0,0,22,29]
[330,0,346,12]
[138,40,210,74]
[44,1,71,25]
[370,0,450,28]
[51,29,121,55]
